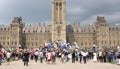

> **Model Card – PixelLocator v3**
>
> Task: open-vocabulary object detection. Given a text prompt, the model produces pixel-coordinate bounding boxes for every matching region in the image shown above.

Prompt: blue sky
[0,0,120,25]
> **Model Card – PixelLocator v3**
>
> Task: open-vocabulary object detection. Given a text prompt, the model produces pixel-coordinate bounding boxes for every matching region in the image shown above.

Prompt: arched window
[77,30,78,33]
[56,2,58,6]
[113,28,114,30]
[8,28,10,31]
[4,28,6,31]
[28,30,30,33]
[116,27,118,30]
[81,42,83,46]
[59,2,62,6]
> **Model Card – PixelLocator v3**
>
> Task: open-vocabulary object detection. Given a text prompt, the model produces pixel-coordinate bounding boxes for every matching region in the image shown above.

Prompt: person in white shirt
[6,51,11,65]
[34,50,39,62]
[47,51,52,64]
[93,52,97,62]
[99,51,103,62]
[39,51,43,63]
[81,51,88,64]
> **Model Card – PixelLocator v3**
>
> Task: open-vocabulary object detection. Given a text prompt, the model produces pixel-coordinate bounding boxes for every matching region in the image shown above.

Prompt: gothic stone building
[0,0,120,48]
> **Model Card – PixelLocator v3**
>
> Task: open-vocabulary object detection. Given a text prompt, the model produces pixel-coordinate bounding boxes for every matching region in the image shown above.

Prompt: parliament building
[0,0,120,49]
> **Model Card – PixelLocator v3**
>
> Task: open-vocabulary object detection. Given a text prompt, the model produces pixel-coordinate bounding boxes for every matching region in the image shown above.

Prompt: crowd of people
[0,41,120,66]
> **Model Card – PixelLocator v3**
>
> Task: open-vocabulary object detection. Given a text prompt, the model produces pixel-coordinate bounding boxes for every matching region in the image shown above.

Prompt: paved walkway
[0,60,120,69]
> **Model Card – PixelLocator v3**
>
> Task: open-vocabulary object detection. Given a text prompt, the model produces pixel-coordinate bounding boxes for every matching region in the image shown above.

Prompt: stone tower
[96,16,109,47]
[10,17,24,48]
[52,0,66,42]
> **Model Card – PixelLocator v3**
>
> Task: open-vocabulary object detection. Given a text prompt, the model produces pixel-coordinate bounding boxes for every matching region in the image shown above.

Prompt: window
[113,28,114,30]
[56,2,58,6]
[81,42,83,46]
[15,41,17,45]
[1,28,3,31]
[8,28,10,31]
[3,42,5,45]
[116,27,118,30]
[109,28,111,30]
[28,30,30,33]
[36,43,38,46]
[7,42,9,45]
[59,2,62,6]
[77,30,78,33]
[4,28,6,31]
[60,22,62,24]
[12,41,13,45]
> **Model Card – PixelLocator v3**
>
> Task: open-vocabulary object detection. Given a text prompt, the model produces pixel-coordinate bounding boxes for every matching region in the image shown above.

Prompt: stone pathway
[0,60,119,69]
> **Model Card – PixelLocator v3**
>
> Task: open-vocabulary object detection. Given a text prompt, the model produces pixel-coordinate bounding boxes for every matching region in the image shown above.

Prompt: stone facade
[52,0,66,41]
[0,0,120,48]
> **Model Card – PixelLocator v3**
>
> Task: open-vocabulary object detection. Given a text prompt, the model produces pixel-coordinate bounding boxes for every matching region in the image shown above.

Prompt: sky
[0,0,120,25]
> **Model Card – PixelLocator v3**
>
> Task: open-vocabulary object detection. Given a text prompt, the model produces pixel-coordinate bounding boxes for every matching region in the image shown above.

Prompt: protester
[39,50,44,63]
[52,50,56,64]
[72,51,76,63]
[79,52,82,63]
[23,50,29,66]
[34,50,39,62]
[6,51,11,65]
[93,51,97,63]
[47,51,52,64]
[81,51,88,64]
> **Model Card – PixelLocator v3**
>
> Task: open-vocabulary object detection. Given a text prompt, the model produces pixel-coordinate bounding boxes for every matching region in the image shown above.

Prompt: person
[103,51,107,63]
[23,51,29,66]
[116,52,120,65]
[81,51,88,64]
[47,51,52,64]
[72,51,76,63]
[61,52,65,63]
[30,49,34,60]
[39,50,44,63]
[6,51,11,65]
[0,50,4,66]
[98,50,103,62]
[75,52,79,62]
[34,50,39,62]
[93,52,97,63]
[79,52,82,63]
[52,50,56,64]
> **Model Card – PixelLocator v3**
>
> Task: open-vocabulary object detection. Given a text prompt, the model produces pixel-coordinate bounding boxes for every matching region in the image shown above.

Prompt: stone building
[0,0,120,48]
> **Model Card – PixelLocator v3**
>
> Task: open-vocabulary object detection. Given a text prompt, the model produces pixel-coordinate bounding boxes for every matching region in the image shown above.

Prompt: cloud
[0,0,120,25]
